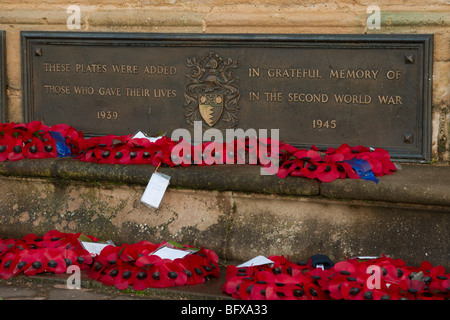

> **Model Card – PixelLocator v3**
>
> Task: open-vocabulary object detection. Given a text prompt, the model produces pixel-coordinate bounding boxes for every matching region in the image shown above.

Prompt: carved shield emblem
[199,94,224,127]
[184,52,240,130]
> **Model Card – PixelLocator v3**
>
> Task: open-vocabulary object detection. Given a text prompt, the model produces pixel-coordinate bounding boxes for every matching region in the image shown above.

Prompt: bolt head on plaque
[34,48,42,56]
[404,54,414,64]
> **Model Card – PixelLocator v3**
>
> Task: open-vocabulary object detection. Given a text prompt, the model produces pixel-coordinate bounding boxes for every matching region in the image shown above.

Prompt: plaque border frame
[0,31,5,123]
[21,31,433,163]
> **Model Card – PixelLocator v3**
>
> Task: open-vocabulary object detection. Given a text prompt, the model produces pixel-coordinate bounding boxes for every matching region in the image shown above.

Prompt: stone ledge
[321,164,450,207]
[0,158,449,207]
[0,158,320,196]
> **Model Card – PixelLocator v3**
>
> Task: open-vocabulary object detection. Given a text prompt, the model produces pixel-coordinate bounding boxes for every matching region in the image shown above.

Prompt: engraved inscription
[21,33,432,162]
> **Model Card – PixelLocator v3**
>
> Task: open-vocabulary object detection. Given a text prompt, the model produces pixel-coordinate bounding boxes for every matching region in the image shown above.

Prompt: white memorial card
[80,241,114,256]
[149,246,191,260]
[132,130,163,143]
[141,172,170,208]
[237,255,274,268]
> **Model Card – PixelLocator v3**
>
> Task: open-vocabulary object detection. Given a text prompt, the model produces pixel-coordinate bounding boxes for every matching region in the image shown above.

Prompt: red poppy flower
[261,273,300,300]
[298,158,340,182]
[244,137,259,163]
[257,138,280,173]
[223,265,255,298]
[202,141,226,165]
[42,248,68,274]
[336,161,361,179]
[113,260,137,290]
[18,249,48,276]
[420,263,450,295]
[7,138,25,161]
[197,247,220,275]
[179,251,220,284]
[159,260,188,287]
[58,248,82,271]
[80,148,96,162]
[120,241,158,263]
[329,144,370,160]
[326,260,360,299]
[358,148,397,176]
[276,159,304,178]
[129,147,154,165]
[0,137,10,161]
[68,245,95,269]
[26,120,48,133]
[170,139,192,167]
[298,280,329,300]
[249,281,270,300]
[0,239,14,257]
[126,137,151,150]
[40,230,70,248]
[98,146,123,164]
[152,136,178,166]
[42,140,58,158]
[135,256,168,288]
[279,142,300,155]
[221,140,245,165]
[236,277,262,300]
[50,123,84,152]
[94,265,117,286]
[293,149,322,162]
[315,160,341,182]
[23,138,49,159]
[132,268,152,291]
[190,143,209,166]
[93,146,113,164]
[0,252,17,279]
[299,161,321,179]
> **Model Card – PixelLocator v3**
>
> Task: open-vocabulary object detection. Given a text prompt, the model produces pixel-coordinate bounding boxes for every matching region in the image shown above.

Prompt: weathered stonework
[0,175,234,259]
[0,0,449,161]
[0,159,448,268]
[0,1,448,271]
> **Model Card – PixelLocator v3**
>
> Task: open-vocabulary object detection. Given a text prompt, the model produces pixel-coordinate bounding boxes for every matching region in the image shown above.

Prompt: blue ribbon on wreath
[345,158,379,183]
[49,131,72,158]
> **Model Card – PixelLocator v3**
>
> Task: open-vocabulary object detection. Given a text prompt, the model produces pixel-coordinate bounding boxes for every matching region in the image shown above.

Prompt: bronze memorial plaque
[0,31,5,122]
[22,32,433,162]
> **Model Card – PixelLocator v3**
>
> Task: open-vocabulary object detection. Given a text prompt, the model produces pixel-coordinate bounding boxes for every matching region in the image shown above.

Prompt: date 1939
[97,111,118,120]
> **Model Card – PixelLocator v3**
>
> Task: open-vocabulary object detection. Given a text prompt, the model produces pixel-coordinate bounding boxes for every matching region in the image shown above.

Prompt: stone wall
[0,1,449,268]
[0,0,449,162]
[1,160,448,268]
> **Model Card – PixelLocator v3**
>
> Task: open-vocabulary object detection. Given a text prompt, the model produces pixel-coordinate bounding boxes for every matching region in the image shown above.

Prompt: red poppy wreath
[222,255,450,300]
[0,230,220,291]
[0,121,397,183]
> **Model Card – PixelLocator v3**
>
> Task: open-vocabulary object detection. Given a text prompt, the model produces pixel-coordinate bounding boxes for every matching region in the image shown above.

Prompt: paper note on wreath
[150,246,191,260]
[132,131,163,143]
[141,172,170,208]
[237,255,274,268]
[80,241,114,256]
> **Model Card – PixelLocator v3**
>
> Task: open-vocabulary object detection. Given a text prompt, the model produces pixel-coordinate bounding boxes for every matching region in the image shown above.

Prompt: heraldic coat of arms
[184,51,240,130]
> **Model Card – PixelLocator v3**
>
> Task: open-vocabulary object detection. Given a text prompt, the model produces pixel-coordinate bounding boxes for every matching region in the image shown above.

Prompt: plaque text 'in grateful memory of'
[21,32,433,162]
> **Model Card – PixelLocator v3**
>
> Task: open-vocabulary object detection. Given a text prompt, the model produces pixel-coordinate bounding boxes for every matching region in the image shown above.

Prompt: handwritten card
[141,172,170,208]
